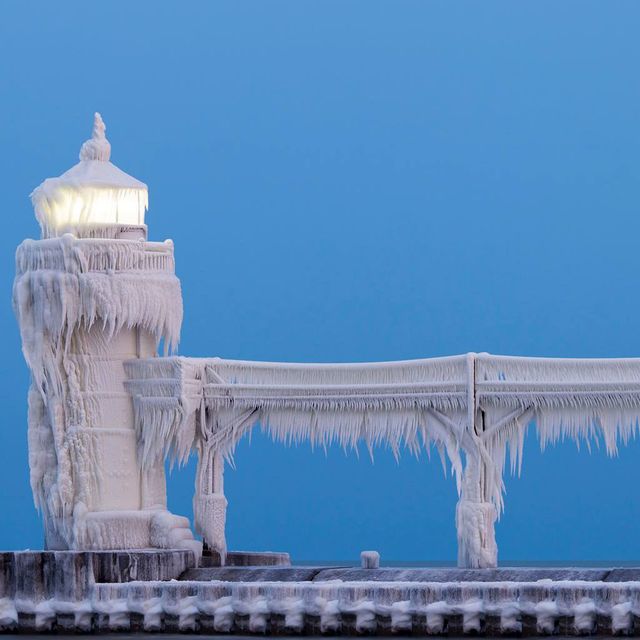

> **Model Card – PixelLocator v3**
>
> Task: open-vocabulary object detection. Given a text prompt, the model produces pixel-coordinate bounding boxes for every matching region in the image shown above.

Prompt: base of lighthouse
[61,326,198,556]
[27,323,201,557]
[72,510,201,557]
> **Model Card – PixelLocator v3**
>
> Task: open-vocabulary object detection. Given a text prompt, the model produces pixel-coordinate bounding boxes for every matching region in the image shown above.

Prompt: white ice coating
[125,355,471,560]
[3,578,640,634]
[31,114,148,238]
[126,352,640,568]
[360,551,380,569]
[79,112,111,161]
[13,234,184,549]
[15,237,182,392]
[126,355,469,468]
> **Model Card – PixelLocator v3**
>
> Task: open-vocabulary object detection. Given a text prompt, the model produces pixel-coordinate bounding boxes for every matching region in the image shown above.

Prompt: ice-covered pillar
[191,398,262,563]
[194,445,228,562]
[455,353,498,568]
[455,454,498,568]
[14,113,200,555]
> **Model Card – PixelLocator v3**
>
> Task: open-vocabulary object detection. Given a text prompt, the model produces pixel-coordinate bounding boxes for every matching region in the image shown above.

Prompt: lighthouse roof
[31,113,148,237]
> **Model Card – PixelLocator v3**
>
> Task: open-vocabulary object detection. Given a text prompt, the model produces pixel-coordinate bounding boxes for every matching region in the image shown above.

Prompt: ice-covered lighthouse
[13,113,200,555]
[18,114,640,573]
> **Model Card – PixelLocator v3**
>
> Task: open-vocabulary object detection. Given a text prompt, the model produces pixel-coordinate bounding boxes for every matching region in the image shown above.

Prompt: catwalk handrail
[125,353,640,568]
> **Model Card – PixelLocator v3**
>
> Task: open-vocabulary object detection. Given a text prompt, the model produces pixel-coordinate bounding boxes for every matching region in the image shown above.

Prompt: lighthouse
[13,113,200,556]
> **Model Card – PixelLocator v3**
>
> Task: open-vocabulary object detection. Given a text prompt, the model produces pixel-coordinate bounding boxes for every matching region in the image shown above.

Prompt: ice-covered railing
[477,354,640,434]
[474,354,640,539]
[126,355,471,560]
[16,236,176,276]
[125,353,640,567]
[475,355,640,470]
[202,356,469,453]
[126,355,469,465]
[15,236,182,395]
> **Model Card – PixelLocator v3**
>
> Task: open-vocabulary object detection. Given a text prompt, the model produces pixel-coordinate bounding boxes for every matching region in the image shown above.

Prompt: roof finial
[79,112,111,162]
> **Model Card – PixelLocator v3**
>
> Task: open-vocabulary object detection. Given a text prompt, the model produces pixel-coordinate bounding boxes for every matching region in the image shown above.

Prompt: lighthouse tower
[14,114,200,555]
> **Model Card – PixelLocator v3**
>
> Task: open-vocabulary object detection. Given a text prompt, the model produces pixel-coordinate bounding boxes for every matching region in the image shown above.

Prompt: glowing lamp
[31,113,148,238]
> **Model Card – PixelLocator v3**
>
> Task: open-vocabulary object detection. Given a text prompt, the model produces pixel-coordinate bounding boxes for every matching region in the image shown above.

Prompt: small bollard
[360,550,380,569]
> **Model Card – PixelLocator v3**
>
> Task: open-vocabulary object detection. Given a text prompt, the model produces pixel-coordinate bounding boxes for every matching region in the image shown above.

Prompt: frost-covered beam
[128,355,469,466]
[461,354,640,567]
[476,354,640,520]
[126,355,470,562]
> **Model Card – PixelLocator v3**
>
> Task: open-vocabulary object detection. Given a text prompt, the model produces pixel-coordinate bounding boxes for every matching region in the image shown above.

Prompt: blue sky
[2,1,640,561]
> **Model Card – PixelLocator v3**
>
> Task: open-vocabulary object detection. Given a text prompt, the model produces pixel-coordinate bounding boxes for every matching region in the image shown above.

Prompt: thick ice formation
[4,574,640,634]
[124,355,473,560]
[31,113,148,238]
[126,352,640,568]
[13,235,185,548]
[126,355,469,467]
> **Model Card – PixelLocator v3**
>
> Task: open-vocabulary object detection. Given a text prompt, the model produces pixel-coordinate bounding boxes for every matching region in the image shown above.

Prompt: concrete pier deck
[184,564,640,583]
[3,550,640,635]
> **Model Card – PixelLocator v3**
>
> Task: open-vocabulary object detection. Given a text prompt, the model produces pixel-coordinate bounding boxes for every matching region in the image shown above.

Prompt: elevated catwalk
[3,550,640,635]
[129,353,640,569]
